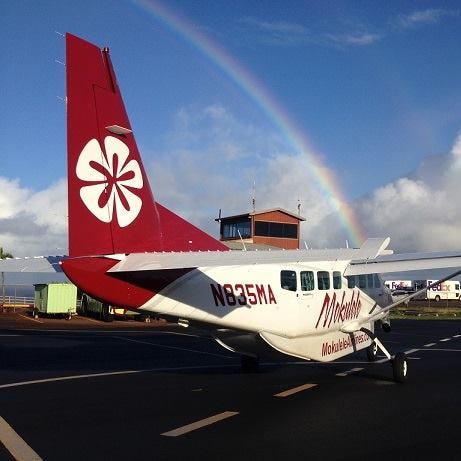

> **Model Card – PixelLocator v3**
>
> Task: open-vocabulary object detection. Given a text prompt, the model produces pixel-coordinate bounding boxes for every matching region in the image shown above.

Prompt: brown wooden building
[216,208,305,250]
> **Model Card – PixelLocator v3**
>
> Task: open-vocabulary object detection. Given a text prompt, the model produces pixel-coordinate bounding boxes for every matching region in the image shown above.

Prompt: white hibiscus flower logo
[76,136,143,228]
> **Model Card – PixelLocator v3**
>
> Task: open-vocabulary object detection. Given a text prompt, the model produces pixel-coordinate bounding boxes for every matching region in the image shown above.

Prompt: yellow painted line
[17,314,43,324]
[161,411,239,437]
[0,416,42,460]
[274,383,317,398]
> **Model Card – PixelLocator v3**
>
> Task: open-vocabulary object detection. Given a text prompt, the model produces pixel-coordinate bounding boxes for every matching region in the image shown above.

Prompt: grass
[390,303,461,320]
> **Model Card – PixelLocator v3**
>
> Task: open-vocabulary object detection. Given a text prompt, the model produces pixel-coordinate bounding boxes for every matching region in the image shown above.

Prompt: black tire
[80,295,88,316]
[101,304,114,322]
[366,342,378,361]
[434,295,441,302]
[240,355,259,373]
[392,352,408,383]
[138,313,151,323]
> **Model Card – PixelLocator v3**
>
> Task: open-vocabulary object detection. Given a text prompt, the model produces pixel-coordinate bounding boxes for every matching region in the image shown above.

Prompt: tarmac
[1,311,461,460]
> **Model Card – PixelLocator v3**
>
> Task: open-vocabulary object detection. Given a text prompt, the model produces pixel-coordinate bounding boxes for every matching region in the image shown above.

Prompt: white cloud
[325,32,381,47]
[239,16,382,48]
[311,131,461,252]
[397,9,459,29]
[3,104,461,257]
[238,9,460,50]
[147,105,337,236]
[0,178,67,257]
[239,17,310,46]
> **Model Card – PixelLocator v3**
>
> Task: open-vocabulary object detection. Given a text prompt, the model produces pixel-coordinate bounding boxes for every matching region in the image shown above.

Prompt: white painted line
[424,343,436,347]
[161,411,239,437]
[335,372,348,377]
[404,349,419,355]
[0,415,42,460]
[420,348,461,352]
[0,370,147,390]
[453,335,461,338]
[440,338,451,342]
[375,358,389,364]
[0,335,23,337]
[17,314,43,324]
[274,383,317,397]
[351,367,364,372]
[113,336,232,359]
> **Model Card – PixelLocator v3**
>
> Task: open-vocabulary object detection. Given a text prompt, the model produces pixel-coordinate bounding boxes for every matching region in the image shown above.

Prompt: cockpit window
[317,271,330,290]
[281,270,297,291]
[373,274,381,288]
[367,274,374,288]
[301,271,315,291]
[359,275,366,289]
[347,276,356,288]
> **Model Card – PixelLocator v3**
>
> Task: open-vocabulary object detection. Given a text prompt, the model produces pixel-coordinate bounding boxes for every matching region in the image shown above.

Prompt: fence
[0,284,35,310]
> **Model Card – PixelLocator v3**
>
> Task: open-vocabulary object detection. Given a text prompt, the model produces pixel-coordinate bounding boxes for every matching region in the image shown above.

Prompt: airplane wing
[0,256,64,273]
[345,250,461,276]
[107,237,395,273]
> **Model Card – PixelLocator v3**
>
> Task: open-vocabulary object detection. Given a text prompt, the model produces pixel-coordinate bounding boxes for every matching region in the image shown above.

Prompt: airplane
[61,33,461,383]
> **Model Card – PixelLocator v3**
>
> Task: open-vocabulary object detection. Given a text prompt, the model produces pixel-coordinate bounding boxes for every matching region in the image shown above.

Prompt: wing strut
[369,268,461,318]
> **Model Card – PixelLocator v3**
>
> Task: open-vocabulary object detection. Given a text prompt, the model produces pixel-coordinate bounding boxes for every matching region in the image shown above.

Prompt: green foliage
[0,247,13,259]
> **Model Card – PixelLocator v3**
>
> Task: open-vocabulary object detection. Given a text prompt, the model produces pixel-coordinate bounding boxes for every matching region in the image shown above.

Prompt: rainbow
[131,0,366,247]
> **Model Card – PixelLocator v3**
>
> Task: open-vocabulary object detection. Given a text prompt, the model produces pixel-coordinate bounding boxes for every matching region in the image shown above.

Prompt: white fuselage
[137,259,390,362]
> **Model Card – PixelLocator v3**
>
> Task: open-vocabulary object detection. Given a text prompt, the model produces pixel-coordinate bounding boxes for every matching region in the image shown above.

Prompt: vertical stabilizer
[66,33,227,256]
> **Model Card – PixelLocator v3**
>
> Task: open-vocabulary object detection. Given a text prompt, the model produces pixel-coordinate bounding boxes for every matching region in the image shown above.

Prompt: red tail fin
[66,33,227,256]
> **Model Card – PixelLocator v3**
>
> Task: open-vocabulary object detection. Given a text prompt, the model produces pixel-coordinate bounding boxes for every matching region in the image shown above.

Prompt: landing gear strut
[361,327,408,383]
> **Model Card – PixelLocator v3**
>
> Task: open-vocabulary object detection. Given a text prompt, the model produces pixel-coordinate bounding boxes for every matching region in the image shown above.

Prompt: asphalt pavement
[0,315,460,460]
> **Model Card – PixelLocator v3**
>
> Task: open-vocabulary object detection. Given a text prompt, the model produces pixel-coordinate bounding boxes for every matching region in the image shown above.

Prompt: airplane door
[300,271,315,307]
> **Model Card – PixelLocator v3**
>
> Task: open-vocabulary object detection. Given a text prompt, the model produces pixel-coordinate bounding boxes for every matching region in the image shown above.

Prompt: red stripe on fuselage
[62,256,193,309]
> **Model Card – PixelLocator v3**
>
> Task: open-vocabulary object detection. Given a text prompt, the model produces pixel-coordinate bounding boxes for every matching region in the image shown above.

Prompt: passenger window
[333,271,342,289]
[367,274,374,288]
[359,275,366,289]
[373,274,381,288]
[301,271,315,291]
[281,270,297,291]
[347,276,356,288]
[317,271,330,290]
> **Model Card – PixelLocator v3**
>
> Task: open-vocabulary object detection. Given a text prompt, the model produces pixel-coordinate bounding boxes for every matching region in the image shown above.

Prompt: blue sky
[1,0,461,256]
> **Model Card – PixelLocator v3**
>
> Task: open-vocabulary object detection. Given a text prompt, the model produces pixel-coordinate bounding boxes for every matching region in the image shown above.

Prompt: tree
[0,247,13,259]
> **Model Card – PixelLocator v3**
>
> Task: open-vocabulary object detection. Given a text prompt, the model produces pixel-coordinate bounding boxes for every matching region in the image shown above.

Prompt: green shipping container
[34,283,77,316]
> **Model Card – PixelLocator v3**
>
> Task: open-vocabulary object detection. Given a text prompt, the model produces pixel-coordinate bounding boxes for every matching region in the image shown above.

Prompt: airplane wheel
[392,352,408,383]
[366,342,378,361]
[101,304,114,322]
[240,355,259,373]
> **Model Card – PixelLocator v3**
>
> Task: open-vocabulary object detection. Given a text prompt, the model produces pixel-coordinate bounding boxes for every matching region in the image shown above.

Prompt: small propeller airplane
[61,33,461,382]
